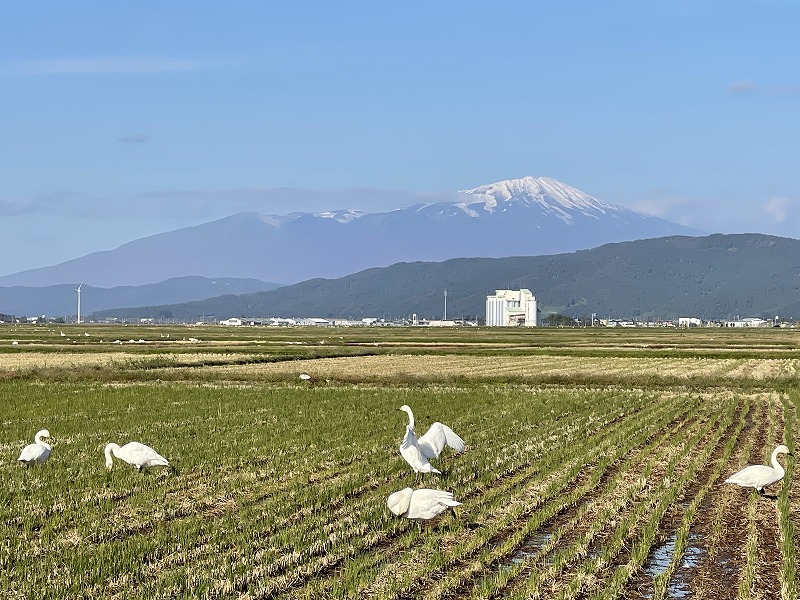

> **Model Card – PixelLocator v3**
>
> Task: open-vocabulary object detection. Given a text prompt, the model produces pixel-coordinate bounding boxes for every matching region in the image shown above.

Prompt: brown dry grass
[0,352,253,370]
[194,354,800,382]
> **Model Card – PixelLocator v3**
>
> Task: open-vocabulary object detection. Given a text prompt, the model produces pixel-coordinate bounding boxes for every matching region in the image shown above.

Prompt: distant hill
[89,234,800,322]
[0,277,282,318]
[0,177,701,288]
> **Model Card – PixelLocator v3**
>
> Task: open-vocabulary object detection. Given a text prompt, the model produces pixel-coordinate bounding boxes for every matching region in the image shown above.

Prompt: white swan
[400,419,440,476]
[398,405,465,477]
[387,487,461,522]
[104,442,171,472]
[18,429,53,467]
[724,444,793,494]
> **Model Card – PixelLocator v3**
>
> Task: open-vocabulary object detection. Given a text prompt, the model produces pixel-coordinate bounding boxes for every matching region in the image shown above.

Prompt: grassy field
[1,324,798,599]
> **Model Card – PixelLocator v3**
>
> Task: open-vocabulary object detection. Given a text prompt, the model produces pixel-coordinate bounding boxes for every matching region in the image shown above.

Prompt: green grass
[1,325,798,598]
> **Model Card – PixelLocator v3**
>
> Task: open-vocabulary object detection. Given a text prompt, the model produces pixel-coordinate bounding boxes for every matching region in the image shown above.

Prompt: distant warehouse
[485,289,538,327]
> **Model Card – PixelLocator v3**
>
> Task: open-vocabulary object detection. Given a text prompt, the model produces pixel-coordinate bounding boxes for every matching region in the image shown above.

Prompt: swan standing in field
[104,442,171,472]
[387,487,461,527]
[724,444,793,495]
[18,430,53,467]
[398,405,465,477]
[399,417,440,477]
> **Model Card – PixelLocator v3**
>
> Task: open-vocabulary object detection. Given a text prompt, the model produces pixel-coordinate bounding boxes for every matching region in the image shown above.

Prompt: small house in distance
[486,289,538,327]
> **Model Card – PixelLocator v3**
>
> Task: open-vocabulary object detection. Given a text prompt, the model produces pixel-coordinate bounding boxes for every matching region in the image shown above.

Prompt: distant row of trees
[545,313,580,327]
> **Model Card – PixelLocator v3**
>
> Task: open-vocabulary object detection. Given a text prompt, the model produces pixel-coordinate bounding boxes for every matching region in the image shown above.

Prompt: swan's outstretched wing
[400,426,440,474]
[418,422,465,459]
[119,442,170,469]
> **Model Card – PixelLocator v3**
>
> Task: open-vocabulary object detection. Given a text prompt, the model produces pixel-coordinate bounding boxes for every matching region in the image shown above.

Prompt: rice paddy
[0,324,797,598]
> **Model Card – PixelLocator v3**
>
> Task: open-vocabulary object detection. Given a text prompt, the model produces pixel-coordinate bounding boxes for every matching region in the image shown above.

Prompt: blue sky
[1,1,798,274]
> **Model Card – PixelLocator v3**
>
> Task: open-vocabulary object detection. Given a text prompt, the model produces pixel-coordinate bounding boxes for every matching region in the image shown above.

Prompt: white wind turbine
[76,283,83,324]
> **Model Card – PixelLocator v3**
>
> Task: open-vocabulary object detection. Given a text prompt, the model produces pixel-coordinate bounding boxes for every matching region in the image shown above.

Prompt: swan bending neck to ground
[387,487,461,530]
[104,442,171,472]
[724,444,793,494]
[18,429,53,467]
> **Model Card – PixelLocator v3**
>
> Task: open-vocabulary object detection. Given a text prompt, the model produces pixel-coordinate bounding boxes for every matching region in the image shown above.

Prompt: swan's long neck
[771,448,786,476]
[35,434,51,450]
[104,442,119,469]
[403,408,415,430]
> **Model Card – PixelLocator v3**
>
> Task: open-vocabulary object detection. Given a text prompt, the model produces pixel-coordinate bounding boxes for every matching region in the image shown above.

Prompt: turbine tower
[76,283,83,324]
[443,289,447,321]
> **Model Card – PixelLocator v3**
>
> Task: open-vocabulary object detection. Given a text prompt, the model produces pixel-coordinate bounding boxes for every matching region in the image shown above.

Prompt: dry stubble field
[0,324,797,599]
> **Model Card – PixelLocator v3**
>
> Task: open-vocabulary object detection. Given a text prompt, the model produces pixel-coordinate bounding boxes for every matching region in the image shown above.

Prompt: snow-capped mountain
[458,176,619,220]
[0,177,703,288]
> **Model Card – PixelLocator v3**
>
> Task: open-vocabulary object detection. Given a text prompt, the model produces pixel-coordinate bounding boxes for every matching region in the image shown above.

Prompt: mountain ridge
[88,233,800,323]
[0,177,702,288]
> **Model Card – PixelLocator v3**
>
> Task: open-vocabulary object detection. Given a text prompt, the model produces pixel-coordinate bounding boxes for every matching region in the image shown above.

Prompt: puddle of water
[667,581,691,599]
[499,531,554,571]
[666,533,705,599]
[644,533,677,577]
[511,532,553,563]
[679,534,704,569]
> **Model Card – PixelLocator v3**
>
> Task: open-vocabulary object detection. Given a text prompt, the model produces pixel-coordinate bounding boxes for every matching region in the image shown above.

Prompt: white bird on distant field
[104,442,171,472]
[398,405,465,478]
[18,430,53,467]
[724,444,793,495]
[299,372,312,381]
[387,487,461,525]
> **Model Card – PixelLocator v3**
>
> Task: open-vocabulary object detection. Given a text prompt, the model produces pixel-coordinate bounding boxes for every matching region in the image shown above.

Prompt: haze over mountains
[0,177,701,289]
[0,277,281,318]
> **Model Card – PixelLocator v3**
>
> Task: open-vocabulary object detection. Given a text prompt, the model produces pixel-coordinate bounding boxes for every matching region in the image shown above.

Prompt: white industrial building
[485,289,538,327]
[678,317,702,328]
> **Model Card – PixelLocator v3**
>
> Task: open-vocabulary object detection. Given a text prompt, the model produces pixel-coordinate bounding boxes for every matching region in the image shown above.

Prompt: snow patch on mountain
[256,214,286,227]
[458,176,620,224]
[314,209,366,223]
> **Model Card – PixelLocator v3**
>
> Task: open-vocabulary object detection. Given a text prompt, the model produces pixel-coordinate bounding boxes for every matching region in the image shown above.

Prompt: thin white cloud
[0,198,27,216]
[629,197,690,219]
[764,197,792,223]
[727,81,800,95]
[16,56,199,74]
[728,80,756,93]
[0,191,104,217]
[0,187,455,221]
[118,134,151,144]
[766,86,800,95]
[134,187,456,217]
